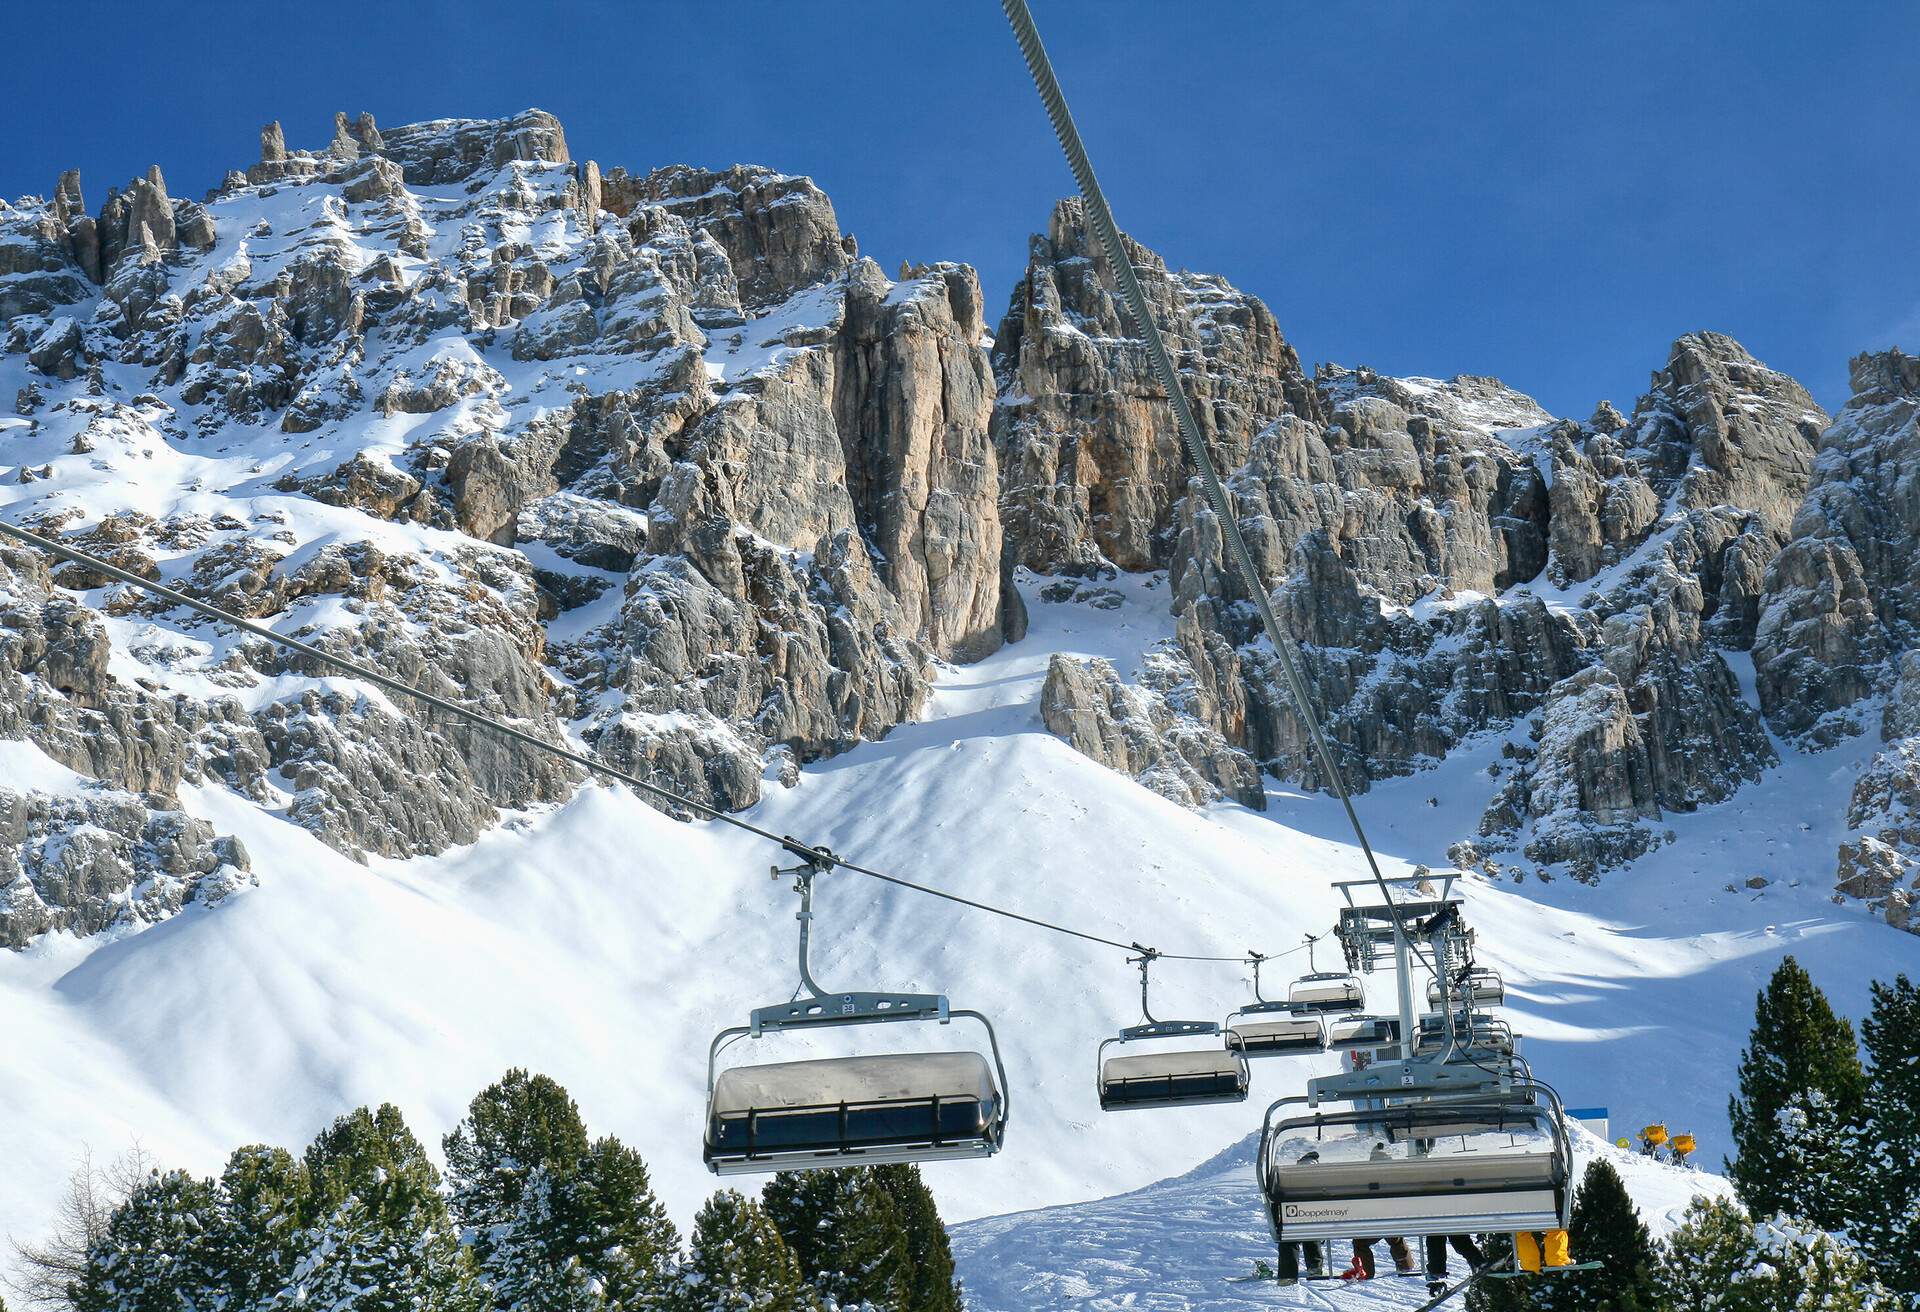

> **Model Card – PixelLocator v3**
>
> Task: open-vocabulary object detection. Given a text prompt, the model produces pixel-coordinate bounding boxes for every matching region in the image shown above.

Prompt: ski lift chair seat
[1288,972,1365,1015]
[1264,1111,1566,1242]
[1099,1046,1249,1109]
[1325,1015,1400,1051]
[1227,1015,1326,1056]
[1415,1011,1515,1056]
[1427,968,1506,1009]
[705,1051,1004,1173]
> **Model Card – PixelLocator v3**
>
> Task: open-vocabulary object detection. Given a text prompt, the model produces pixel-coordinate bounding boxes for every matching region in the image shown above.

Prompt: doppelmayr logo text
[1283,1203,1350,1220]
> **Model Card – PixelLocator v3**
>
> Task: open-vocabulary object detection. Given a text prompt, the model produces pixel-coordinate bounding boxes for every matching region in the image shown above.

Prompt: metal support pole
[1393,918,1416,1060]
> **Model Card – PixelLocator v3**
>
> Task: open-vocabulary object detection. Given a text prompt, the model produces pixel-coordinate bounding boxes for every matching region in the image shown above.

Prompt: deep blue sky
[8,1,1916,417]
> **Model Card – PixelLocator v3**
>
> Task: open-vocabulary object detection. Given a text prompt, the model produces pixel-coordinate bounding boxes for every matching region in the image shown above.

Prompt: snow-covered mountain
[3,107,1919,1298]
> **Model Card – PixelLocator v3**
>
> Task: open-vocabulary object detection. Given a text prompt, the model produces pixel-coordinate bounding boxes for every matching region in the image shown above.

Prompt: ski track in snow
[0,571,1916,1302]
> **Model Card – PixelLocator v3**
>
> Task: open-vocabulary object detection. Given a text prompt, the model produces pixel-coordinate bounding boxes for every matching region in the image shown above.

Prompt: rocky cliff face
[1753,350,1920,926]
[993,198,1322,578]
[997,206,1833,884]
[3,107,1911,946]
[0,110,1006,944]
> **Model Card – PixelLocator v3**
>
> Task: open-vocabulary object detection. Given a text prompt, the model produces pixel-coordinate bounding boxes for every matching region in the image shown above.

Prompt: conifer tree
[673,1190,818,1312]
[211,1145,310,1311]
[1727,956,1866,1228]
[70,1169,223,1312]
[1859,973,1920,1297]
[443,1072,679,1310]
[1654,1196,1892,1311]
[293,1104,478,1312]
[762,1170,909,1311]
[868,1167,961,1312]
[476,1167,604,1312]
[443,1070,592,1241]
[562,1135,681,1309]
[1553,1158,1657,1312]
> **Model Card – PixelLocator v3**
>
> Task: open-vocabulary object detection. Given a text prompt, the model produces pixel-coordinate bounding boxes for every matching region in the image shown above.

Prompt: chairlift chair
[1285,934,1367,1015]
[1225,952,1327,1057]
[1427,965,1506,1009]
[1256,1087,1574,1244]
[1415,1010,1515,1058]
[1325,1014,1400,1052]
[704,846,1010,1175]
[1098,949,1249,1110]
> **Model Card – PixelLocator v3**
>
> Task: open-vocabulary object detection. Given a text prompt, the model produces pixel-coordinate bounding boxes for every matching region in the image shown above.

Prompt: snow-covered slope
[3,574,1914,1267]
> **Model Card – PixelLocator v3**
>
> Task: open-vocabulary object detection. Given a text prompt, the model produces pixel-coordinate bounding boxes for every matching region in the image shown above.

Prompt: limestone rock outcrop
[0,108,1012,943]
[994,198,1322,577]
[1040,653,1265,810]
[997,213,1799,875]
[1755,349,1920,740]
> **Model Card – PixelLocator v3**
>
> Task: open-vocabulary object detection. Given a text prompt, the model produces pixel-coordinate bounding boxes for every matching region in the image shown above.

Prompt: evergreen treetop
[293,1105,478,1312]
[443,1069,593,1237]
[1859,973,1920,1298]
[1727,956,1867,1222]
[210,1144,310,1310]
[70,1169,222,1312]
[1653,1196,1893,1312]
[868,1166,962,1312]
[762,1170,909,1311]
[675,1189,818,1312]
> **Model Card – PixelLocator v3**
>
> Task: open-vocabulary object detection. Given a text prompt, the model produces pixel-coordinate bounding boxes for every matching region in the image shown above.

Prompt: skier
[1514,1227,1574,1272]
[1425,1234,1487,1295]
[1340,1146,1419,1281]
[1339,1238,1418,1280]
[1275,1149,1328,1284]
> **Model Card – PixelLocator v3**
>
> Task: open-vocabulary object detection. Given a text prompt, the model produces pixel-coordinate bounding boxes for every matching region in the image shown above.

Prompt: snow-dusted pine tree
[1654,1196,1893,1312]
[71,1169,223,1312]
[560,1136,682,1310]
[1860,973,1920,1299]
[442,1071,679,1310]
[1728,956,1866,1228]
[210,1145,310,1311]
[291,1104,479,1312]
[469,1165,605,1312]
[1771,1090,1864,1232]
[868,1167,962,1312]
[443,1070,593,1240]
[671,1189,818,1312]
[762,1170,909,1311]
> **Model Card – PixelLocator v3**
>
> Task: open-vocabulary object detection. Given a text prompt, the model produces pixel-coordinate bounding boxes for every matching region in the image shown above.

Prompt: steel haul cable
[0,517,1304,967]
[999,0,1441,974]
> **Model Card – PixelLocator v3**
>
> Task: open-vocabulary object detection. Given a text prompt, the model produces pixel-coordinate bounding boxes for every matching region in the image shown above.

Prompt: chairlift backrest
[1226,1013,1327,1057]
[1288,971,1365,1015]
[1427,966,1506,1009]
[707,1050,1003,1174]
[1099,1027,1250,1110]
[1257,1091,1573,1243]
[1325,1014,1399,1051]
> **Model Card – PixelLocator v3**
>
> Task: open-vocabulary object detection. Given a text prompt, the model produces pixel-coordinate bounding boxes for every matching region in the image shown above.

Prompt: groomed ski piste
[3,566,1917,1301]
